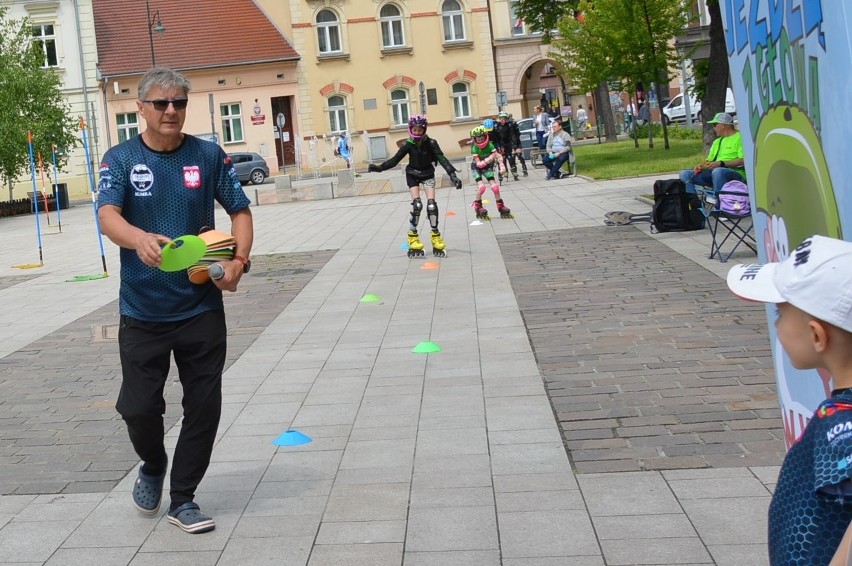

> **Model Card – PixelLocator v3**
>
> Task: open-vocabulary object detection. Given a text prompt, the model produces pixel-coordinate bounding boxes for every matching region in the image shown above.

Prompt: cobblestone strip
[499,226,783,473]
[0,251,334,495]
[0,274,39,292]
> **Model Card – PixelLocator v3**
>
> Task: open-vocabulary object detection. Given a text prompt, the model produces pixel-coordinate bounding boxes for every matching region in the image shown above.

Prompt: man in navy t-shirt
[98,67,253,534]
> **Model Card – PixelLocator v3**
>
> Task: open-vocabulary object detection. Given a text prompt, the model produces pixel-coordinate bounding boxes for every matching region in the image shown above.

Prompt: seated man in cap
[679,113,746,194]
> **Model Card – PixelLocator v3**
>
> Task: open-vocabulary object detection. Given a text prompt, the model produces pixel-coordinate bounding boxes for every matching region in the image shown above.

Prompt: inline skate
[431,231,446,257]
[496,199,513,219]
[407,230,425,258]
[473,199,490,220]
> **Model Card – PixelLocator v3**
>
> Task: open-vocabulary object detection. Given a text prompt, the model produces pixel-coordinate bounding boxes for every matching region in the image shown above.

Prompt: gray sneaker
[167,502,215,534]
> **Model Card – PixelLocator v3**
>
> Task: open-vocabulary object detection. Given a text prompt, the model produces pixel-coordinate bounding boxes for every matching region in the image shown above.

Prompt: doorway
[271,96,295,171]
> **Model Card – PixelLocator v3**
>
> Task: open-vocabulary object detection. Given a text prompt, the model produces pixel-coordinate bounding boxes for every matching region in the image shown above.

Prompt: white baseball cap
[726,235,852,333]
[708,112,735,125]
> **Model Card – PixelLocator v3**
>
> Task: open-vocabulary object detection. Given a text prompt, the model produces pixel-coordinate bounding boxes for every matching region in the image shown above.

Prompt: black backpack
[651,179,705,232]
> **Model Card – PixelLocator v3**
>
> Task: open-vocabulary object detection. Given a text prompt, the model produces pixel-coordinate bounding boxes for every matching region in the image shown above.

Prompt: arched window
[390,89,410,126]
[451,83,470,118]
[317,9,341,54]
[328,95,348,132]
[380,4,405,48]
[442,0,465,42]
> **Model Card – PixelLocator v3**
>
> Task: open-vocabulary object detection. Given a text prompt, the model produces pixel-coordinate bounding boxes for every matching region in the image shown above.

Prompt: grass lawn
[574,138,705,180]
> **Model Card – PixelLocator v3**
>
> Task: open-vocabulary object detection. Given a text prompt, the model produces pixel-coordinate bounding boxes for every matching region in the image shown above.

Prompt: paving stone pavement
[0,252,334,496]
[0,168,779,565]
[500,226,783,473]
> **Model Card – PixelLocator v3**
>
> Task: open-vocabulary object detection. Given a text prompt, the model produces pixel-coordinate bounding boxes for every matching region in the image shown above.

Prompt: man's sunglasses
[142,98,189,111]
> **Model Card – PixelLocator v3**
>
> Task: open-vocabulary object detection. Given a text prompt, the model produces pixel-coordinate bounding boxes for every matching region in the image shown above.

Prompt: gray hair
[137,67,191,100]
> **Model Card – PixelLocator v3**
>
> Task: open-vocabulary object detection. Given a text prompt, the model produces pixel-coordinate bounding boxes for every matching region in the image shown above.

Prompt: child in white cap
[727,235,852,566]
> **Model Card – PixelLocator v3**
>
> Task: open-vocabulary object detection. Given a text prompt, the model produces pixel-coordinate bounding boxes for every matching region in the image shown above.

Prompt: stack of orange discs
[187,228,236,284]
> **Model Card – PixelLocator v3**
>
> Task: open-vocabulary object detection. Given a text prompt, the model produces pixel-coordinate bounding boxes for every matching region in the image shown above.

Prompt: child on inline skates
[367,115,462,257]
[469,126,512,219]
[493,111,528,181]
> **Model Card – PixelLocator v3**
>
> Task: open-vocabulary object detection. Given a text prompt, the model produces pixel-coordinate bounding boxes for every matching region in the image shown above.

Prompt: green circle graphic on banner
[159,235,207,272]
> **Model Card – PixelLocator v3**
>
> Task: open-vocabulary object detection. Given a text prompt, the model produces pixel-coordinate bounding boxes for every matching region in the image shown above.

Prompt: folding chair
[704,185,757,263]
[693,185,718,218]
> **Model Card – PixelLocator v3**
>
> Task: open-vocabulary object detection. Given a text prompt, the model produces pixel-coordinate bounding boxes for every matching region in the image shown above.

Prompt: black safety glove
[368,164,381,173]
[449,172,462,190]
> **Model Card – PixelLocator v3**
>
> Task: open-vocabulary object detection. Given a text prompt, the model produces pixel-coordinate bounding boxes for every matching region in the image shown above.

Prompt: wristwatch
[720,161,726,168]
[234,255,251,273]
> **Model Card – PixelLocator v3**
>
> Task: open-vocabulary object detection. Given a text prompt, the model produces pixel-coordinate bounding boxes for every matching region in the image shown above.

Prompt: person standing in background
[533,105,548,151]
[636,98,649,125]
[564,103,574,134]
[336,132,352,169]
[576,104,588,131]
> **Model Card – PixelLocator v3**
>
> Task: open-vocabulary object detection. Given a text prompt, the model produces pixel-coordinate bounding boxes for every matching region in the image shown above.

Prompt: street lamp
[145,0,166,66]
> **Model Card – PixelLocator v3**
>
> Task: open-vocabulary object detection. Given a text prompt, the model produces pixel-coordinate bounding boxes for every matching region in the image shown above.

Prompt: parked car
[516,115,554,160]
[227,152,269,185]
[661,88,736,125]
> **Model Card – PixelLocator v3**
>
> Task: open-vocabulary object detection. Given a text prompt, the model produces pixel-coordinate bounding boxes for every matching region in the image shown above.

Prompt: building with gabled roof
[3,0,573,201]
[92,0,300,197]
[93,0,299,77]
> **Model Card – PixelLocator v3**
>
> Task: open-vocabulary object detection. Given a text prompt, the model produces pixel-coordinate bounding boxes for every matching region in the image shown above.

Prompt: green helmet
[471,126,490,148]
[498,111,509,119]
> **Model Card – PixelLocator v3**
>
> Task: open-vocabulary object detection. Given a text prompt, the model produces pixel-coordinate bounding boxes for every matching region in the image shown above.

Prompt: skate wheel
[408,249,425,258]
[433,249,446,257]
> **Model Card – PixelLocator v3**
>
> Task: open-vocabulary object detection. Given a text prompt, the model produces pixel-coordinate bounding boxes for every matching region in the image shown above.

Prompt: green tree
[513,0,618,141]
[512,0,578,44]
[0,7,78,201]
[549,0,689,149]
[698,0,730,150]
